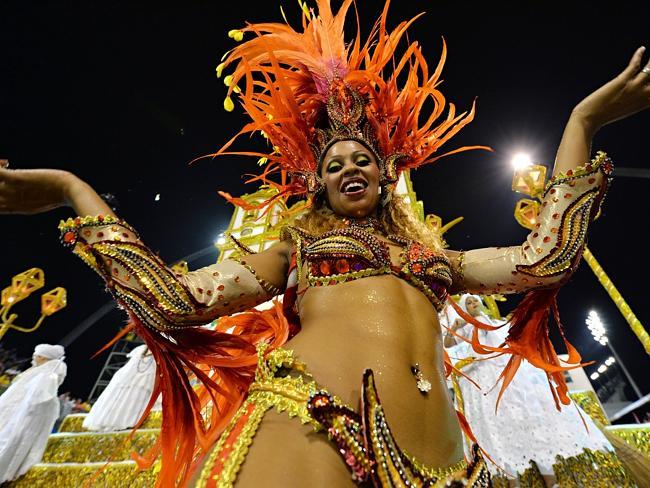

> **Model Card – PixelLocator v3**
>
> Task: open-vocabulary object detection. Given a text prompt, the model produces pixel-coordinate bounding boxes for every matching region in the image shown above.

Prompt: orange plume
[207,0,489,204]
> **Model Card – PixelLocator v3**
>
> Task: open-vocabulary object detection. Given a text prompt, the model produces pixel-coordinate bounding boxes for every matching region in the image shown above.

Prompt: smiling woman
[1,0,649,487]
[294,139,445,254]
[321,142,381,216]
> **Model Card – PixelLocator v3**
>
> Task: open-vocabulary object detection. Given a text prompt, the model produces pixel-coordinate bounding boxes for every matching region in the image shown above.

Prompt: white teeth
[342,181,366,193]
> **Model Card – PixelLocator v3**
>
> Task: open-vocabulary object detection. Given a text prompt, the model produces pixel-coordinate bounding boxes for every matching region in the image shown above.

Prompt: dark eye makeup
[325,152,372,173]
[326,161,343,173]
[355,155,370,166]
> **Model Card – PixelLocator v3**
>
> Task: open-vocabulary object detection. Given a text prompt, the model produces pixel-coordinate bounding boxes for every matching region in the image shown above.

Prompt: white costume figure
[0,344,67,483]
[443,294,613,479]
[83,344,160,432]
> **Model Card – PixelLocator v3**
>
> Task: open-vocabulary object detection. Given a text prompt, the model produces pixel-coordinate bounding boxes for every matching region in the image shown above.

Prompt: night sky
[1,1,648,401]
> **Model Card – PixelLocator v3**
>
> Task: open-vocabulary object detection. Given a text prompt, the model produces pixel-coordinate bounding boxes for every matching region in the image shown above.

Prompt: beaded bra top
[282,224,452,312]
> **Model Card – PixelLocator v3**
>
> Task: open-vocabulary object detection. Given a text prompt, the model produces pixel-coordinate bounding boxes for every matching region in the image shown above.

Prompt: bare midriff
[291,273,465,467]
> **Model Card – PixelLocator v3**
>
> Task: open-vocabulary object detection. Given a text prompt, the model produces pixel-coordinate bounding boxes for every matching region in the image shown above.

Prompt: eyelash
[326,163,343,173]
[327,157,370,173]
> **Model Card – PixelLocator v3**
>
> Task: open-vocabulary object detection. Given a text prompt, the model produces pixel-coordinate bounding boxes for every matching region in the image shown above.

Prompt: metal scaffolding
[86,333,143,403]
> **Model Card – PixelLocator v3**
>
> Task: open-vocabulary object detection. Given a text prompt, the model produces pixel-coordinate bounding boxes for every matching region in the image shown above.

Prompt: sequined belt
[196,345,490,487]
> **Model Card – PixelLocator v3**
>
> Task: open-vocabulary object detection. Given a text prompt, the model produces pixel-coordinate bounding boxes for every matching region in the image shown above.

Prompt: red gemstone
[97,231,104,238]
[320,261,331,275]
[314,397,328,407]
[63,231,76,244]
[412,263,423,273]
[345,452,356,466]
[335,259,350,274]
[218,284,225,291]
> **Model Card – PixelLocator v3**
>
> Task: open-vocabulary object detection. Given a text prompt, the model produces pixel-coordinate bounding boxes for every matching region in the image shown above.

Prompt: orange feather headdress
[211,0,488,207]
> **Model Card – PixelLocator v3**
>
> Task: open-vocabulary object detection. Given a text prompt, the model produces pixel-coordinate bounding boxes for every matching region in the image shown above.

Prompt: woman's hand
[572,46,650,133]
[443,318,467,348]
[0,162,115,217]
[0,163,73,214]
[554,47,650,176]
[451,318,467,332]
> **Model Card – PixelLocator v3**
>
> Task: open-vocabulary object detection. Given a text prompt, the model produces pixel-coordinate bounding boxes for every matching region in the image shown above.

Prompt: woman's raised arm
[0,167,290,331]
[447,47,649,295]
[0,168,114,217]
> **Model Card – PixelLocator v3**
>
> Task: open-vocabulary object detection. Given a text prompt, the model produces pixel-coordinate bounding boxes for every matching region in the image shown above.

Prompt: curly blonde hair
[289,194,444,252]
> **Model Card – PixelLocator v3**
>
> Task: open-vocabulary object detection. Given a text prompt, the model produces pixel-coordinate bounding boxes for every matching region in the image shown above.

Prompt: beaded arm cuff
[58,216,275,331]
[455,152,613,294]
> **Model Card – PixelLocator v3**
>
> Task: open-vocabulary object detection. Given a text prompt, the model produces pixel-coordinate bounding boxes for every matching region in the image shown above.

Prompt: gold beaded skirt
[196,345,491,487]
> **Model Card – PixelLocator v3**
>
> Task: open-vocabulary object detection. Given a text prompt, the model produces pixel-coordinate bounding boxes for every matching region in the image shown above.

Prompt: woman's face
[320,140,381,218]
[32,354,49,367]
[465,296,481,317]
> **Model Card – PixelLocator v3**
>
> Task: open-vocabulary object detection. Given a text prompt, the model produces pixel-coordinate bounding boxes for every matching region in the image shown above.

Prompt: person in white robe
[83,344,160,432]
[0,343,67,483]
[442,294,614,482]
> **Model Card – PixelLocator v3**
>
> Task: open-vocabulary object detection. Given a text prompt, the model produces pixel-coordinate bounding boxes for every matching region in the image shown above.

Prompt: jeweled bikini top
[282,224,452,312]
